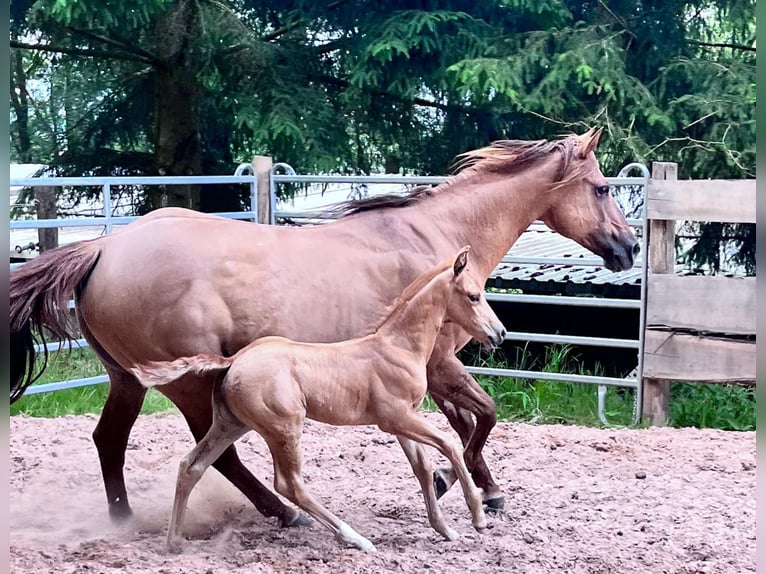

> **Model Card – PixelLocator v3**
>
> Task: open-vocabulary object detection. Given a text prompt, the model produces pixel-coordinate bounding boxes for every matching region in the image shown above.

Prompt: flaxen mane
[330,134,584,218]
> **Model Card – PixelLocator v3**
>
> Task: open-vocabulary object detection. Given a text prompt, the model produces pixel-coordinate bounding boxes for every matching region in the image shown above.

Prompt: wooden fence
[641,162,756,425]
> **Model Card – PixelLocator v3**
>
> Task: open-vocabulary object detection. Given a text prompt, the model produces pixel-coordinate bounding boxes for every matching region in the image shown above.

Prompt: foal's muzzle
[485,326,507,349]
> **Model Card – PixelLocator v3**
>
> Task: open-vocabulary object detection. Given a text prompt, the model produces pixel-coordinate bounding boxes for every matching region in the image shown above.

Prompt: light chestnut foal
[132,246,506,553]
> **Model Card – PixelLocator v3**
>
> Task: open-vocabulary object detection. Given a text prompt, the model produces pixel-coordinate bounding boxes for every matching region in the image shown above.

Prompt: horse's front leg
[427,345,504,511]
[396,435,458,541]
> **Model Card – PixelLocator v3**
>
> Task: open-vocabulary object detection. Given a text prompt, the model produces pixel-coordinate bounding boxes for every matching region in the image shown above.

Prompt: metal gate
[10,163,650,425]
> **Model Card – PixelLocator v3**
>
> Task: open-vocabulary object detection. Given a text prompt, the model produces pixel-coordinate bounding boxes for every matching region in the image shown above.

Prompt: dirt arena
[10,412,755,574]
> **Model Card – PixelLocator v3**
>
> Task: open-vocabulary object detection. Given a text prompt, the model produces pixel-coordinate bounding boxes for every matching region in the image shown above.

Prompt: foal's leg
[166,395,249,553]
[264,428,375,552]
[382,414,486,533]
[159,377,309,528]
[427,354,504,510]
[91,365,147,521]
[396,436,458,541]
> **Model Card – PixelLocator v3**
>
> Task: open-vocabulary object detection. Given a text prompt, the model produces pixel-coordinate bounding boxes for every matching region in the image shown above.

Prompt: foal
[132,246,506,553]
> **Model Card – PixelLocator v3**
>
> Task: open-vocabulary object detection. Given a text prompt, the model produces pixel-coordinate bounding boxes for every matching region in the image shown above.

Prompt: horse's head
[539,128,639,272]
[447,246,506,348]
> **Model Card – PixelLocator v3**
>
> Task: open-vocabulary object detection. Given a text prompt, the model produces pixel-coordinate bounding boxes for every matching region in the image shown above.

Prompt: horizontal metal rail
[485,292,641,308]
[34,339,89,354]
[503,331,639,349]
[10,211,257,230]
[23,376,110,395]
[465,366,639,389]
[11,175,257,186]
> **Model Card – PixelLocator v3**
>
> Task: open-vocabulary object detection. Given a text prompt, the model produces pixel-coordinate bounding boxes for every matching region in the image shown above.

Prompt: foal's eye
[595,185,611,197]
[468,294,481,303]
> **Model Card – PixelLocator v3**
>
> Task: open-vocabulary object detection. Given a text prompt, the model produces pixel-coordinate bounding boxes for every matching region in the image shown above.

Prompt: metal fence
[10,162,650,425]
[270,163,651,425]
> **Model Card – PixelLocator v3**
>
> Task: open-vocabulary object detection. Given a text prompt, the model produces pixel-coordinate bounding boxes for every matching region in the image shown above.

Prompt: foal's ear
[453,245,471,276]
[577,127,603,159]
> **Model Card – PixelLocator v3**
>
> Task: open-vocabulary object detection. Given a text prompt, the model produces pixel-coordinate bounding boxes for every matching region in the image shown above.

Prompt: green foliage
[669,381,755,431]
[10,0,756,262]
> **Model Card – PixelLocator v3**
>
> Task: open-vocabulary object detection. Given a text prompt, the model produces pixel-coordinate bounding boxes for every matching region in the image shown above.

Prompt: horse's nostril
[632,242,641,256]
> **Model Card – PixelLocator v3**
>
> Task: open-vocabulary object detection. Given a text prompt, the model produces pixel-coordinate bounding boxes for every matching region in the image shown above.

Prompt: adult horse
[10,128,639,528]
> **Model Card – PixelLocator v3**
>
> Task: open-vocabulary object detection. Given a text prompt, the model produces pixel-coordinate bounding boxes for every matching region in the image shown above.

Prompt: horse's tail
[130,355,234,388]
[10,241,102,403]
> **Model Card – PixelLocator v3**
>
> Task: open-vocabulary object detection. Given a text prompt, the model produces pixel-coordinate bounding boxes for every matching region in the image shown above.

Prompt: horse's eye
[468,294,481,303]
[595,185,610,197]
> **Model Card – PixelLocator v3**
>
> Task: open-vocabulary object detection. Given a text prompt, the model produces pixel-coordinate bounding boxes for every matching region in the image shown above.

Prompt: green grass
[10,347,175,417]
[425,344,755,431]
[11,343,755,431]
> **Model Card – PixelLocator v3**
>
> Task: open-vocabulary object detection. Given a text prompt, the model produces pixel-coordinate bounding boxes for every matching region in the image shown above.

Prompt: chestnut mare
[132,246,506,552]
[10,128,638,528]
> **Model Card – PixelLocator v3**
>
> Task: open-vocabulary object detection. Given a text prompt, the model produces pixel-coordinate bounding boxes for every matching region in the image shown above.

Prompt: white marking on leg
[337,521,376,552]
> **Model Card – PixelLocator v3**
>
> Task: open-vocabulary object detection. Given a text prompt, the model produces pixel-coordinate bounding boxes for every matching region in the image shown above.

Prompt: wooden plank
[643,330,755,382]
[647,275,756,335]
[647,179,755,223]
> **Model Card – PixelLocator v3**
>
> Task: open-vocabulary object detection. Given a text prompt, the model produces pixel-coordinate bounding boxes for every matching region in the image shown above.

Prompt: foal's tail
[10,241,102,404]
[130,355,234,388]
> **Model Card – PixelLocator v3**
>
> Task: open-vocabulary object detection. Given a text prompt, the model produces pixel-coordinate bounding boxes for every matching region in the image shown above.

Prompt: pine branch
[66,27,162,64]
[316,74,481,115]
[261,0,349,42]
[10,40,155,64]
[688,39,756,52]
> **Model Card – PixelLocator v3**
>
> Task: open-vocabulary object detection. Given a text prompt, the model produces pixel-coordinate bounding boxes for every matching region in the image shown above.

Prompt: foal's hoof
[280,510,312,528]
[482,495,505,513]
[440,527,460,542]
[166,537,185,555]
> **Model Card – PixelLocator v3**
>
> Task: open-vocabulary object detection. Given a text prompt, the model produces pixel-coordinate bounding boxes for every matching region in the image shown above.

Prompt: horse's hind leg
[264,428,375,552]
[166,394,248,554]
[396,436,458,541]
[92,366,148,522]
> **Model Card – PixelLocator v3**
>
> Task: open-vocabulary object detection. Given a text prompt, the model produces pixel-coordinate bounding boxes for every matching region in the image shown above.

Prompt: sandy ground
[10,412,755,574]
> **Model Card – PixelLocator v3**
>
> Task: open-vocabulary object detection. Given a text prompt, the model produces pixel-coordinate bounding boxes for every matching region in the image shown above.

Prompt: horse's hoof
[108,503,133,523]
[280,510,312,528]
[433,468,456,499]
[482,495,505,513]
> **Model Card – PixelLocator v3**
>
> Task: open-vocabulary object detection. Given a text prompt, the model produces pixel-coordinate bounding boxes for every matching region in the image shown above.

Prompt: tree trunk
[10,34,32,163]
[149,0,202,211]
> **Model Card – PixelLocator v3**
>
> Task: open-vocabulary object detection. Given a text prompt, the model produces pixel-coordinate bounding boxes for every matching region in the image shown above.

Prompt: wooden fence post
[35,186,58,252]
[641,162,677,426]
[253,156,273,225]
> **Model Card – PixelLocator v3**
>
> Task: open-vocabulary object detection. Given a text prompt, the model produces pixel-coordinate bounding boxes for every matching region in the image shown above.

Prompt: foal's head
[538,128,640,272]
[446,246,506,348]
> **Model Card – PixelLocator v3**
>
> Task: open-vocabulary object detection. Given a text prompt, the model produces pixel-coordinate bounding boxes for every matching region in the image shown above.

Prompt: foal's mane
[330,133,586,218]
[365,258,453,335]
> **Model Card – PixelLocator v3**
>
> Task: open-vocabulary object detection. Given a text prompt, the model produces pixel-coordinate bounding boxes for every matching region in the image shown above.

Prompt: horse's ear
[578,127,603,159]
[453,245,470,276]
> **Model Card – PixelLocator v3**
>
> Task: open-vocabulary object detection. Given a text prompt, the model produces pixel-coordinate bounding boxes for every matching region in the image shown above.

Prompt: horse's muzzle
[602,233,640,272]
